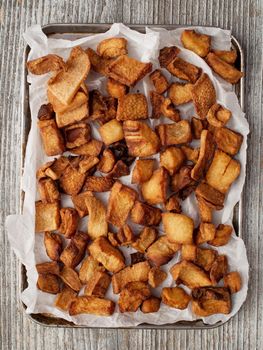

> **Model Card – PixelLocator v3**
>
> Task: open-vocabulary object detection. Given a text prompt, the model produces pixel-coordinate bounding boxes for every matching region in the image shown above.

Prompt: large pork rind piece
[209,255,228,284]
[212,49,237,64]
[156,120,192,146]
[71,139,103,156]
[86,48,114,75]
[181,30,211,57]
[88,237,126,273]
[112,261,150,293]
[149,69,169,94]
[65,123,91,149]
[118,281,151,313]
[160,147,185,175]
[116,93,148,121]
[162,213,194,244]
[44,232,63,261]
[54,285,77,311]
[195,182,225,210]
[158,46,180,68]
[97,149,115,173]
[148,267,167,288]
[208,224,233,246]
[99,119,124,145]
[106,78,128,99]
[130,201,162,226]
[59,208,79,238]
[36,261,61,275]
[71,191,92,218]
[59,163,86,196]
[85,193,108,239]
[27,54,66,75]
[196,223,216,245]
[214,127,243,156]
[38,118,65,156]
[83,176,115,192]
[161,287,191,309]
[206,150,241,193]
[60,266,82,292]
[84,271,111,297]
[35,201,60,233]
[38,178,60,204]
[131,159,155,184]
[60,231,89,268]
[223,271,242,294]
[168,82,193,105]
[132,227,157,253]
[192,73,216,119]
[141,167,168,205]
[107,55,152,86]
[69,296,115,316]
[196,188,214,223]
[97,37,127,58]
[107,181,138,227]
[48,46,90,105]
[37,274,60,294]
[79,256,105,284]
[166,57,201,83]
[141,297,161,313]
[39,156,70,180]
[146,236,181,267]
[55,98,88,128]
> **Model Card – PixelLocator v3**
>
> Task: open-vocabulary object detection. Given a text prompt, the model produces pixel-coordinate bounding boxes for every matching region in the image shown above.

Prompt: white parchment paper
[6,23,249,326]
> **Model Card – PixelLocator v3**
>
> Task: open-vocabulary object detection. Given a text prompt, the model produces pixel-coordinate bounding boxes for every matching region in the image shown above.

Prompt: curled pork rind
[27,54,66,75]
[206,103,232,128]
[97,37,128,58]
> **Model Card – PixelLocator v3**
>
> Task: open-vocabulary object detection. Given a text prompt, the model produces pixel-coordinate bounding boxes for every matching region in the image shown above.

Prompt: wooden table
[0,1,262,349]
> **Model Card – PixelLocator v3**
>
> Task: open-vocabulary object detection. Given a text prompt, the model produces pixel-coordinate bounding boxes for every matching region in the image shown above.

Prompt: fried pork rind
[27,54,66,75]
[60,231,89,268]
[71,139,103,156]
[181,145,199,163]
[112,261,150,294]
[196,223,216,245]
[170,260,212,289]
[88,89,107,120]
[162,287,191,309]
[97,37,127,58]
[83,176,115,192]
[168,82,193,105]
[78,156,100,174]
[91,95,117,125]
[158,46,180,68]
[156,120,192,146]
[48,89,87,114]
[146,236,181,267]
[117,93,148,121]
[191,117,205,139]
[99,119,124,145]
[35,201,60,233]
[55,99,88,128]
[192,73,216,119]
[196,196,213,222]
[206,52,243,84]
[36,261,61,275]
[195,182,225,210]
[64,123,91,149]
[131,159,155,184]
[163,213,194,245]
[131,201,162,226]
[59,163,86,196]
[37,274,60,294]
[171,165,197,198]
[106,77,128,98]
[192,287,231,316]
[224,271,242,293]
[89,237,126,273]
[149,69,169,94]
[106,160,130,179]
[148,267,167,288]
[44,232,63,261]
[86,48,114,75]
[150,91,164,119]
[69,296,115,316]
[107,55,152,86]
[54,285,77,311]
[191,130,215,181]
[209,224,233,246]
[167,57,201,83]
[118,281,151,313]
[107,181,137,227]
[58,208,79,238]
[60,266,82,291]
[38,118,65,156]
[130,252,146,265]
[115,224,135,246]
[207,103,232,128]
[79,256,105,284]
[38,178,60,203]
[97,149,115,173]
[42,156,70,180]
[123,120,160,157]
[165,194,182,213]
[141,167,168,205]
[181,244,197,261]
[181,30,211,57]
[214,127,243,156]
[141,297,161,313]
[84,271,111,297]
[132,227,157,253]
[206,150,241,194]
[84,193,108,239]
[210,255,228,284]
[108,141,135,166]
[160,147,185,175]
[71,191,92,218]
[212,49,237,64]
[48,46,90,105]
[195,248,218,271]
[161,98,181,122]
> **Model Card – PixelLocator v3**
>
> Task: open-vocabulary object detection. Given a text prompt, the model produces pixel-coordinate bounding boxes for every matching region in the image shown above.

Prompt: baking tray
[20,23,245,329]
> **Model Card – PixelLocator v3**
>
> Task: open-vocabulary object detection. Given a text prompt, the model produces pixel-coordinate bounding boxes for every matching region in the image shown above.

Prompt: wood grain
[0,0,262,349]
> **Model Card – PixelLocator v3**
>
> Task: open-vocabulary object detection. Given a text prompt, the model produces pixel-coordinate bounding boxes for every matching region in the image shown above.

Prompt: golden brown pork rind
[38,118,65,156]
[106,77,128,98]
[71,139,103,156]
[195,248,218,272]
[141,167,169,205]
[163,213,194,245]
[212,49,237,64]
[118,281,151,312]
[35,201,60,233]
[44,232,63,261]
[88,237,126,273]
[55,101,88,128]
[196,223,216,245]
[85,193,108,239]
[207,103,232,128]
[150,91,164,119]
[71,190,92,218]
[196,196,213,222]
[97,149,115,173]
[37,274,60,294]
[171,165,196,197]
[54,285,77,311]
[88,89,107,121]
[60,231,89,268]
[64,123,91,149]
[84,271,111,297]
[209,255,228,284]
[130,201,162,226]
[131,159,155,184]
[206,52,243,83]
[48,90,87,114]
[27,54,66,75]
[69,296,115,316]
[149,69,169,94]
[181,145,199,163]
[192,73,216,119]
[99,119,124,145]
[132,227,157,253]
[141,297,161,313]
[106,160,129,178]
[38,178,60,203]
[165,194,182,213]
[148,267,167,288]
[168,82,193,105]
[214,127,243,156]
[195,182,225,210]
[181,30,211,57]
[97,37,127,58]
[36,261,61,275]
[162,287,191,309]
[208,224,233,246]
[158,46,180,68]
[83,176,115,192]
[58,208,79,238]
[86,48,114,75]
[223,271,242,293]
[43,156,70,180]
[156,120,192,146]
[181,244,197,261]
[167,57,201,83]
[146,236,181,267]
[191,117,205,139]
[59,163,86,196]
[79,256,105,284]
[160,147,185,175]
[111,224,135,247]
[117,93,148,121]
[60,266,82,291]
[161,98,181,122]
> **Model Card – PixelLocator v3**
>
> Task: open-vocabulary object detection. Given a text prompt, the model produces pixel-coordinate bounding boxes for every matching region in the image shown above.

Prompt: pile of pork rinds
[27,29,244,318]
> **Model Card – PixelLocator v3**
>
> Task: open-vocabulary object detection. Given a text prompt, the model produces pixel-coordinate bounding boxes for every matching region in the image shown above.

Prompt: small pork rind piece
[123,120,160,157]
[163,213,194,245]
[156,120,192,146]
[160,147,185,175]
[42,156,70,180]
[116,93,148,121]
[79,256,105,284]
[69,296,115,316]
[192,73,216,119]
[212,49,237,64]
[210,255,228,284]
[106,78,128,98]
[206,150,241,194]
[181,145,199,163]
[131,159,155,184]
[132,227,157,253]
[112,261,150,294]
[196,196,213,222]
[161,98,181,121]
[88,89,107,121]
[162,287,191,309]
[141,167,169,205]
[146,236,181,267]
[84,271,111,297]
[150,91,164,119]
[118,281,151,313]
[44,232,63,261]
[64,123,91,149]
[181,30,211,57]
[59,163,86,196]
[106,160,129,179]
[27,54,66,75]
[60,231,89,268]
[38,118,65,156]
[209,224,233,246]
[196,223,216,245]
[114,224,135,246]
[48,89,87,114]
[214,127,243,156]
[192,287,231,316]
[54,285,77,311]
[168,82,193,105]
[149,69,169,94]
[130,252,146,265]
[71,191,91,218]
[99,119,124,145]
[97,37,127,58]
[38,178,60,203]
[71,139,103,156]
[83,176,115,192]
[36,261,61,275]
[195,248,218,272]
[195,182,225,210]
[86,48,114,75]
[141,297,161,313]
[167,57,201,83]
[97,149,115,173]
[35,201,60,233]
[191,117,205,139]
[60,266,82,291]
[165,194,182,213]
[37,274,60,294]
[58,208,79,238]
[107,55,152,86]
[181,244,197,261]
[158,46,180,68]
[84,193,108,239]
[206,52,243,84]
[148,267,167,288]
[171,165,197,197]
[78,156,100,174]
[191,130,215,181]
[107,181,137,227]
[224,271,242,293]
[207,103,232,128]
[55,99,88,128]
[170,260,212,289]
[89,237,126,273]
[130,201,162,226]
